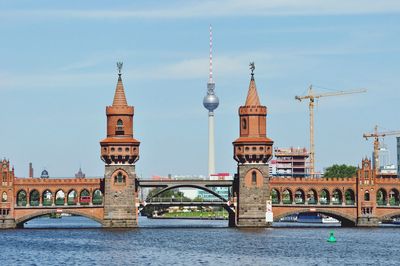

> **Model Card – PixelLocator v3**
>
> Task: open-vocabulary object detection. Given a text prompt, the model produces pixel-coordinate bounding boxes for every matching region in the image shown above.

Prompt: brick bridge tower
[0,159,15,228]
[232,63,274,227]
[357,158,379,226]
[100,62,140,227]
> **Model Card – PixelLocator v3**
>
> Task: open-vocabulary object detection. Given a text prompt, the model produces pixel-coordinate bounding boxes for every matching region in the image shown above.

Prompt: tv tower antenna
[209,24,213,84]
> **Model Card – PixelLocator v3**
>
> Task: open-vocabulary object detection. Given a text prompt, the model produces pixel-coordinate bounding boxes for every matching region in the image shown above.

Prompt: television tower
[203,25,219,178]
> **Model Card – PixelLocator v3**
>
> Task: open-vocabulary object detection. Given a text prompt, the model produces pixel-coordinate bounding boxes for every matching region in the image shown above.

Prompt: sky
[0,0,399,178]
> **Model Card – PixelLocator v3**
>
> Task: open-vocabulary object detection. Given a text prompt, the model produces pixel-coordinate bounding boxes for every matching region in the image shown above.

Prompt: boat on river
[322,217,340,224]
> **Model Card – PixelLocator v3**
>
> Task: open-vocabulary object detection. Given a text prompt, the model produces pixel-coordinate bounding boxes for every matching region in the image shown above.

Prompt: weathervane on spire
[117,62,123,75]
[249,62,255,76]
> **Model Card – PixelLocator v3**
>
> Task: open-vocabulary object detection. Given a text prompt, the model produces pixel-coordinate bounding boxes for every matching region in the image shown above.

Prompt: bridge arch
[42,189,53,206]
[389,188,400,206]
[376,188,387,206]
[17,189,27,206]
[271,188,280,204]
[15,209,103,227]
[282,188,293,204]
[92,189,103,205]
[294,188,305,204]
[274,208,356,226]
[55,189,66,206]
[332,188,343,205]
[29,189,40,206]
[319,188,330,205]
[307,188,318,204]
[345,189,355,205]
[379,210,400,222]
[146,185,228,202]
[67,189,78,205]
[79,189,91,205]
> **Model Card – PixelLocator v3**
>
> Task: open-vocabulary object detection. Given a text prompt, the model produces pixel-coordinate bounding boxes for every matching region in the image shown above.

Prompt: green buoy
[327,231,337,243]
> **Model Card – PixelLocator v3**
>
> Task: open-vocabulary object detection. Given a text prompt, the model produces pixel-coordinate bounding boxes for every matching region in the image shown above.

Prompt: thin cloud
[1,0,400,20]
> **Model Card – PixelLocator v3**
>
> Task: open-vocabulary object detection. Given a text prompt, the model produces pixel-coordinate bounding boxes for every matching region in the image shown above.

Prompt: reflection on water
[1,216,399,265]
[25,216,102,229]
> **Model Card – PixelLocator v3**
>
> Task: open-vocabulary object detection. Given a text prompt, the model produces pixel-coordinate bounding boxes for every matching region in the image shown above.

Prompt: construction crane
[363,125,400,174]
[295,85,367,177]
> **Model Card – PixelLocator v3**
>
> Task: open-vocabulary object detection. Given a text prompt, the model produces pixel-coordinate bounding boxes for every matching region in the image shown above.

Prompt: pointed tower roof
[112,74,128,107]
[244,68,261,107]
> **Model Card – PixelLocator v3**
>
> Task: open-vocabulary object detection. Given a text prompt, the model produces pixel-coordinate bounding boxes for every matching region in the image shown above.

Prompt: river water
[1,216,399,265]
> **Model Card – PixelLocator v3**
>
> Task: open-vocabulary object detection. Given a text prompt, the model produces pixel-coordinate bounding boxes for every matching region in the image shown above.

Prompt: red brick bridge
[1,65,399,228]
[2,157,400,228]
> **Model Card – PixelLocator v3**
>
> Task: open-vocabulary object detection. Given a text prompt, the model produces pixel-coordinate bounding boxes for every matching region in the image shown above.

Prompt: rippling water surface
[1,216,399,265]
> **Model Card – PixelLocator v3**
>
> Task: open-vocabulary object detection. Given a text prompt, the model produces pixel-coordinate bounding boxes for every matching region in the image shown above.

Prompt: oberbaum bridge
[1,65,400,229]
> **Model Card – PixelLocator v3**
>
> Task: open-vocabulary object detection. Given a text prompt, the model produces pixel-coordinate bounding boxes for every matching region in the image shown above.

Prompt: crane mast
[296,85,367,177]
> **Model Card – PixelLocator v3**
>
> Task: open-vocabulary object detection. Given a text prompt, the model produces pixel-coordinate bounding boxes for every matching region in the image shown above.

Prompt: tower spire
[112,62,128,107]
[245,62,261,106]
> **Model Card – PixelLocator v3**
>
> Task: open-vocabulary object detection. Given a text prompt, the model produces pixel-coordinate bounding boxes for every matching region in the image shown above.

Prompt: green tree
[147,188,190,201]
[324,164,357,178]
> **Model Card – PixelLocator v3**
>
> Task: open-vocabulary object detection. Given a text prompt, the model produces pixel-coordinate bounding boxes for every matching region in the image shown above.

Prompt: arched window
[2,192,7,202]
[364,190,370,201]
[251,171,257,185]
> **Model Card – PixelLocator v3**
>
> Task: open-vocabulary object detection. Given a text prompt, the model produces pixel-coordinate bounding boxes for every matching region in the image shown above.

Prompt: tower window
[116,119,124,135]
[252,171,257,185]
[2,192,7,202]
[114,172,126,184]
[364,190,370,201]
[242,119,247,130]
[2,173,6,185]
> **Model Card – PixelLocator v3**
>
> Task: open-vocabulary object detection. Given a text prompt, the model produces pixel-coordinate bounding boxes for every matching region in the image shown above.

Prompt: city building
[398,137,400,178]
[269,160,277,176]
[380,164,397,175]
[198,173,233,201]
[274,147,309,177]
[40,169,49,178]
[28,163,33,178]
[203,25,219,178]
[75,167,86,178]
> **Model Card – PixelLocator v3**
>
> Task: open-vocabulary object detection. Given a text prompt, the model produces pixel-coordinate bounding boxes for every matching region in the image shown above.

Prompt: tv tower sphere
[203,84,219,112]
